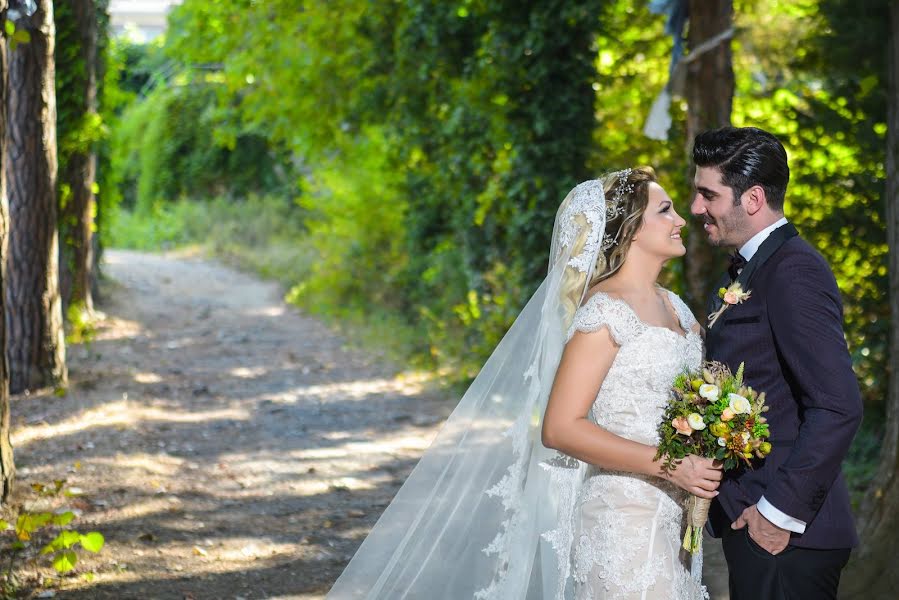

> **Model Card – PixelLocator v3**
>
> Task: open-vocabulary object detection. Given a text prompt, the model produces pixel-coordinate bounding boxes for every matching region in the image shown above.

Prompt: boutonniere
[708,282,752,328]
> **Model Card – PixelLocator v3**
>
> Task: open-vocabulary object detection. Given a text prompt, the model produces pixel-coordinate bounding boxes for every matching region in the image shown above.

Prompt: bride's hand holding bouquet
[655,361,772,553]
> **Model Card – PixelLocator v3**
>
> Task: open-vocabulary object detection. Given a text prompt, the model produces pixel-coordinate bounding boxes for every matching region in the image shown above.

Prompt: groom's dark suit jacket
[704,223,862,550]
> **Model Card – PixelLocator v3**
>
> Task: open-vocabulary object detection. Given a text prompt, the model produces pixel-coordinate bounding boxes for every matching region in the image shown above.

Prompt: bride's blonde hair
[559,167,657,324]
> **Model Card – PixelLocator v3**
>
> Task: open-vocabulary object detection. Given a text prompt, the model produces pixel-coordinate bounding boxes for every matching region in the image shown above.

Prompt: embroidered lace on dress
[542,289,709,600]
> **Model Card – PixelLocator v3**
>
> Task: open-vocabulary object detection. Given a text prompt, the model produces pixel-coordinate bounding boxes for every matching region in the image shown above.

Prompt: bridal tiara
[601,169,634,252]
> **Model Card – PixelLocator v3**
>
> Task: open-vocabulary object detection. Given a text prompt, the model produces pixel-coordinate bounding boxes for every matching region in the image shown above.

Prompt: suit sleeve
[763,251,863,524]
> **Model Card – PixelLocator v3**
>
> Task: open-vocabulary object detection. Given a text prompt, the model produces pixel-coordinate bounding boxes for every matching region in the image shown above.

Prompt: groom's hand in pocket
[731,504,790,555]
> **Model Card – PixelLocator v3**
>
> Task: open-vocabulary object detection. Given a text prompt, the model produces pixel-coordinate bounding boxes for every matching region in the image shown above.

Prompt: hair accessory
[600,169,635,251]
[605,168,634,220]
[601,232,617,252]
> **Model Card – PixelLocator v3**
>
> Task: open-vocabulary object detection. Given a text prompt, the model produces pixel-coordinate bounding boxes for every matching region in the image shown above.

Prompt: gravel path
[8,249,727,599]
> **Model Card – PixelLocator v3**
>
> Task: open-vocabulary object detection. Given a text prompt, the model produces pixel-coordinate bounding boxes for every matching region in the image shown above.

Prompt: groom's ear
[741,185,767,216]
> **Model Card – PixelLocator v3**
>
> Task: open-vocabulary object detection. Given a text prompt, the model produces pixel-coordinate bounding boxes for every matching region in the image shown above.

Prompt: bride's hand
[661,455,723,499]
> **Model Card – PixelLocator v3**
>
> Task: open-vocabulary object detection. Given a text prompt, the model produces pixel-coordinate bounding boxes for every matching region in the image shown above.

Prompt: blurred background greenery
[99,0,890,504]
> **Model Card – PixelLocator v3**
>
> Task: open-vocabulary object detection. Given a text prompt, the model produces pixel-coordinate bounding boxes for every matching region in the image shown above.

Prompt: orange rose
[672,416,693,436]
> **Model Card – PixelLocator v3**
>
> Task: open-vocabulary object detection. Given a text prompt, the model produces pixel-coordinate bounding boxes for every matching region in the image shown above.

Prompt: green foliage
[0,482,104,597]
[844,412,884,508]
[111,77,291,212]
[65,301,98,346]
[105,0,892,416]
[54,1,110,305]
[105,0,607,376]
[96,33,136,254]
[727,0,890,409]
[4,19,30,51]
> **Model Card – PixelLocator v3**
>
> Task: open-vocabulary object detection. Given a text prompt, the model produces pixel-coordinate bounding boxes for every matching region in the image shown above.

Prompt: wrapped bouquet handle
[655,361,772,554]
[683,495,711,553]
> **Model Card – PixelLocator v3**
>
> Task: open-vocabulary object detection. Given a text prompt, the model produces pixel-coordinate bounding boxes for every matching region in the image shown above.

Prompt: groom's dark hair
[692,126,790,211]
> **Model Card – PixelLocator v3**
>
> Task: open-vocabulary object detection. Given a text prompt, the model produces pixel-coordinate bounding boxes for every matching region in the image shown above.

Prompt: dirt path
[9,249,728,599]
[10,249,451,599]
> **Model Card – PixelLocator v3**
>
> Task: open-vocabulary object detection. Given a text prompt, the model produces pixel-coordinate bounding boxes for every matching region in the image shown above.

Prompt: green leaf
[4,20,13,36]
[12,29,30,44]
[80,532,105,553]
[53,549,78,573]
[16,512,53,540]
[52,511,76,527]
[42,530,82,554]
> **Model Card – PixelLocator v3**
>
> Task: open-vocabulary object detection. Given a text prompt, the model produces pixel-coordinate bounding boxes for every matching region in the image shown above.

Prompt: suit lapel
[734,222,798,290]
[706,223,799,333]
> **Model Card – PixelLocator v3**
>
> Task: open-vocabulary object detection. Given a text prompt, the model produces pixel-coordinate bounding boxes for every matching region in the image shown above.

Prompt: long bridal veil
[326,178,611,599]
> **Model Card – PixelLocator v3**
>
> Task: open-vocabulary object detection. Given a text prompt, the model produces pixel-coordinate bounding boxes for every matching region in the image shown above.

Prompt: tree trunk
[683,0,734,318]
[56,0,97,315]
[5,0,67,394]
[841,2,899,597]
[91,0,110,305]
[0,0,16,501]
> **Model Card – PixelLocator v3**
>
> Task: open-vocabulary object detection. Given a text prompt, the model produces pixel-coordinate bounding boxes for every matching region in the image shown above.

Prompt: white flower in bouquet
[698,384,720,401]
[687,413,706,430]
[728,393,751,414]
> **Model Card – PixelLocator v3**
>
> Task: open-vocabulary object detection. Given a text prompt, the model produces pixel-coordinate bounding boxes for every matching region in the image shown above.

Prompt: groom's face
[691,167,747,248]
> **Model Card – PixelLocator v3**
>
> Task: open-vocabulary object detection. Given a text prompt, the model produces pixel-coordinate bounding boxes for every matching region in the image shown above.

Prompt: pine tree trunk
[5,0,67,394]
[684,0,734,318]
[0,0,15,500]
[57,0,97,315]
[841,2,899,597]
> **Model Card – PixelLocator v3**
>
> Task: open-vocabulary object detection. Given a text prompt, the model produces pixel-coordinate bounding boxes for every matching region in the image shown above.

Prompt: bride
[326,168,719,599]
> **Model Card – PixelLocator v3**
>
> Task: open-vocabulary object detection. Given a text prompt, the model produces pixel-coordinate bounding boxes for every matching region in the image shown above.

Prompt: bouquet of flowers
[654,361,772,553]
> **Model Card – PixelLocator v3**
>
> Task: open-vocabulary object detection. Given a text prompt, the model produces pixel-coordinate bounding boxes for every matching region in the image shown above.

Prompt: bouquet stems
[682,494,711,554]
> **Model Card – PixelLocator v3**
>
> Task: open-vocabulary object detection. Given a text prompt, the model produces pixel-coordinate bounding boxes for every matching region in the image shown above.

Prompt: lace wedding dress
[545,289,708,600]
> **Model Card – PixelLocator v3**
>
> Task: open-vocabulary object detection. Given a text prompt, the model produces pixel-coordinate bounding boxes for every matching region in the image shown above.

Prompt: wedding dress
[553,290,707,599]
[326,175,708,599]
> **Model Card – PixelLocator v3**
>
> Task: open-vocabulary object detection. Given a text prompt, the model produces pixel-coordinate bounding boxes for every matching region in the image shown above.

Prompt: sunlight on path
[10,249,450,599]
[8,249,727,599]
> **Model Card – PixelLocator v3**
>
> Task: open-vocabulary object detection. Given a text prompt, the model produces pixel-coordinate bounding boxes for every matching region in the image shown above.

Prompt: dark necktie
[728,252,747,280]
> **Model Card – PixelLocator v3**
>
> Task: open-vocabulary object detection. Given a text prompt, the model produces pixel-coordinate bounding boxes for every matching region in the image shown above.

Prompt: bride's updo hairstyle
[559,167,657,324]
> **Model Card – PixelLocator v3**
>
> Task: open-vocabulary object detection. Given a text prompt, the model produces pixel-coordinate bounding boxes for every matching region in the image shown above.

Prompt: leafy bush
[111,75,292,212]
[0,481,104,598]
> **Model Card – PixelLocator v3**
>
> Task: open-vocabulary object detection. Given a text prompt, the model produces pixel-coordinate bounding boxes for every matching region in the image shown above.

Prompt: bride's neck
[606,254,664,295]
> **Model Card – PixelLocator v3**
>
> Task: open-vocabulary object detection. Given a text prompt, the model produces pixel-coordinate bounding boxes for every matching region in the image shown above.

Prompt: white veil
[326,178,613,599]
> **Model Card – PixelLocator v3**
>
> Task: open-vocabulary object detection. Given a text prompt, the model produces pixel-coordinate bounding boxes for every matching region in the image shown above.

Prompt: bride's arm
[541,327,721,498]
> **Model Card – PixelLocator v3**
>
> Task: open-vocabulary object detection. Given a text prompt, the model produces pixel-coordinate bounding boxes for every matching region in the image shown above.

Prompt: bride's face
[631,183,687,259]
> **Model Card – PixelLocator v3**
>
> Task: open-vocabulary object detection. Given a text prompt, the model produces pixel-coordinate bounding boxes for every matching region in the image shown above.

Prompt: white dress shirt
[738,217,789,262]
[736,216,806,534]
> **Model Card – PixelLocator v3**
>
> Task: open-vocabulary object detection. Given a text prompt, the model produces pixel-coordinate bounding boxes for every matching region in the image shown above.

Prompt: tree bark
[841,1,899,597]
[683,0,734,318]
[5,0,67,394]
[57,0,97,315]
[0,0,16,501]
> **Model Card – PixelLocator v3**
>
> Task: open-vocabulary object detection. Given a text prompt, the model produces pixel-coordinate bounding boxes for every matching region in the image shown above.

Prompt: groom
[691,126,862,599]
